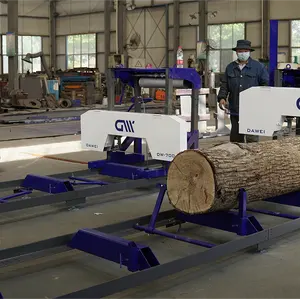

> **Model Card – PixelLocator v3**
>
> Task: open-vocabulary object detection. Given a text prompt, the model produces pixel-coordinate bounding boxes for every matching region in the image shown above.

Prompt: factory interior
[2,0,300,298]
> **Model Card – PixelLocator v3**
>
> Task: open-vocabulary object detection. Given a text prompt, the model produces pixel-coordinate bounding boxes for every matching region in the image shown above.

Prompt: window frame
[2,35,43,74]
[291,20,300,61]
[208,23,246,73]
[66,33,96,69]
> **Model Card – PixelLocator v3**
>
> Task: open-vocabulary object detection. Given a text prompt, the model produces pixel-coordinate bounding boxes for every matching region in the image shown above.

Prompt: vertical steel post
[164,68,174,115]
[7,0,18,93]
[173,0,180,67]
[50,0,57,70]
[269,20,278,87]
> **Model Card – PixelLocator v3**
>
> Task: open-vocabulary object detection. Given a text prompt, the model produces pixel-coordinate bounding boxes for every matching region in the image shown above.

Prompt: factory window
[66,34,96,69]
[291,20,300,61]
[207,23,245,73]
[2,35,42,74]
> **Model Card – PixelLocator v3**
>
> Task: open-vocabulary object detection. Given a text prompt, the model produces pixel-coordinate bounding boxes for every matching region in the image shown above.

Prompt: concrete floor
[0,136,299,298]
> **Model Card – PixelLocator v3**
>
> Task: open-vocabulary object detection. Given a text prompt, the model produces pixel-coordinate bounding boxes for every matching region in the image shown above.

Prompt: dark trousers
[230,115,259,143]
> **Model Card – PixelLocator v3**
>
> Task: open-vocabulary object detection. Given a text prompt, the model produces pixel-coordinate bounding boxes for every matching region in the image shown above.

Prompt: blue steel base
[134,185,264,249]
[89,152,168,180]
[248,191,300,220]
[21,174,74,193]
[69,228,160,272]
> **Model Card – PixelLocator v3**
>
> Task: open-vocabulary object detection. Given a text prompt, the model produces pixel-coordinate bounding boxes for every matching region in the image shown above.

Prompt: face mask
[237,52,250,62]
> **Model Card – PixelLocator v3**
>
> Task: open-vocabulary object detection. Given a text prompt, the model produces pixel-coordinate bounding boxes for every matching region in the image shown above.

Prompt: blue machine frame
[0,68,201,210]
[269,19,300,136]
[87,67,201,180]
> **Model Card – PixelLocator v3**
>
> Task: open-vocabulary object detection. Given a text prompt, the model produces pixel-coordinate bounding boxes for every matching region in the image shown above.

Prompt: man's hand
[218,99,226,110]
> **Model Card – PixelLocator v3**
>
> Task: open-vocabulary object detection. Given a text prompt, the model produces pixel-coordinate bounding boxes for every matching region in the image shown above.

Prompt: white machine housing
[239,86,300,136]
[81,110,188,162]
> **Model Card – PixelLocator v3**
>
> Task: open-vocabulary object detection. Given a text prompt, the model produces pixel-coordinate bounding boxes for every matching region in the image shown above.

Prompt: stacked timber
[167,138,300,214]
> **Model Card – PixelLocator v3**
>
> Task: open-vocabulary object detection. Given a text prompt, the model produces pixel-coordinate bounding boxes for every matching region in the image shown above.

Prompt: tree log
[167,138,300,214]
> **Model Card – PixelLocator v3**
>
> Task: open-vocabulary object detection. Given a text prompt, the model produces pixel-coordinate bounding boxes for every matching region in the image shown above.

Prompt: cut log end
[167,150,215,214]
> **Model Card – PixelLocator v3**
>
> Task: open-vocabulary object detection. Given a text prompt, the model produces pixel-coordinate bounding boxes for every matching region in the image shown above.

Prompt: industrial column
[50,0,57,70]
[7,0,18,93]
[262,0,270,59]
[173,0,180,66]
[117,0,126,56]
[198,0,208,87]
[105,0,114,110]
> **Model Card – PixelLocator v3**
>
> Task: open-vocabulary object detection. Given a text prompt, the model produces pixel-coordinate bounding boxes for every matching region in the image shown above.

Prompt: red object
[146,63,153,68]
[155,90,165,101]
[115,95,121,103]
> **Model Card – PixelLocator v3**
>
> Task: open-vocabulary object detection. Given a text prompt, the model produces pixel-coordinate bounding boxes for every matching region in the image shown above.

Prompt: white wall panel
[278,21,289,46]
[57,13,105,35]
[250,48,261,60]
[19,18,49,35]
[0,3,7,14]
[0,16,7,34]
[57,55,66,70]
[208,0,261,24]
[56,0,103,15]
[278,47,289,62]
[270,0,300,19]
[19,0,49,17]
[56,36,66,55]
[135,0,152,7]
[180,26,196,49]
[0,18,49,37]
[42,37,50,55]
[97,53,105,73]
[179,1,198,26]
[97,33,105,53]
[153,0,173,4]
[246,22,261,47]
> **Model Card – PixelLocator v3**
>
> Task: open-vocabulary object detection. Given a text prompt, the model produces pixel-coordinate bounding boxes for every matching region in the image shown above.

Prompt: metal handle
[221,105,239,116]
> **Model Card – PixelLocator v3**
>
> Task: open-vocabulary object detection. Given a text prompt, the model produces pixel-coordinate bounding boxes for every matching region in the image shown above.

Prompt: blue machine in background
[269,19,300,135]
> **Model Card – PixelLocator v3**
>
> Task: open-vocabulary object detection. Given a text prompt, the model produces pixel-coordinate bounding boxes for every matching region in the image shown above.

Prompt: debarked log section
[167,138,300,214]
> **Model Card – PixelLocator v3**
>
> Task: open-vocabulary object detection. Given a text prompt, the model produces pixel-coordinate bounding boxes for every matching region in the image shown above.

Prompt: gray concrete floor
[0,137,299,298]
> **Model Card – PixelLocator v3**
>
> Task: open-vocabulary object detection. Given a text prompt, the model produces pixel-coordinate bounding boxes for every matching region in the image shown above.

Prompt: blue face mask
[237,52,250,62]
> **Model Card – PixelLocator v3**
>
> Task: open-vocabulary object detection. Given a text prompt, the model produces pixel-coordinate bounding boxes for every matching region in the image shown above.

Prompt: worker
[217,39,269,143]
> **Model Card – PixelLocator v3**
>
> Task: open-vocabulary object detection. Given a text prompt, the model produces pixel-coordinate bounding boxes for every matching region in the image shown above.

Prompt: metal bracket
[21,174,74,194]
[68,228,160,272]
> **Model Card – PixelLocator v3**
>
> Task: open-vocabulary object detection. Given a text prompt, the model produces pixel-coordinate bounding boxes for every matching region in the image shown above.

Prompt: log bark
[167,138,300,214]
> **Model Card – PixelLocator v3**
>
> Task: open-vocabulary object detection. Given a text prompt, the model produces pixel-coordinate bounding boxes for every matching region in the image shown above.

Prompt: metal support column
[269,20,278,87]
[50,0,57,70]
[262,0,270,59]
[104,0,112,73]
[105,0,114,110]
[173,0,180,66]
[117,0,126,55]
[7,0,18,93]
[198,0,208,87]
[164,68,173,115]
[165,4,169,67]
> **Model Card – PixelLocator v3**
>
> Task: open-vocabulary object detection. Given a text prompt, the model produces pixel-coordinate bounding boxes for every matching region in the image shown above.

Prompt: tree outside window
[291,20,300,61]
[2,35,42,73]
[66,34,96,69]
[207,23,245,72]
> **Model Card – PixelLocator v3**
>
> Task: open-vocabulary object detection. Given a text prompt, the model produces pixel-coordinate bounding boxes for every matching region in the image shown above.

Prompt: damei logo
[85,143,98,149]
[247,128,266,134]
[115,120,135,133]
